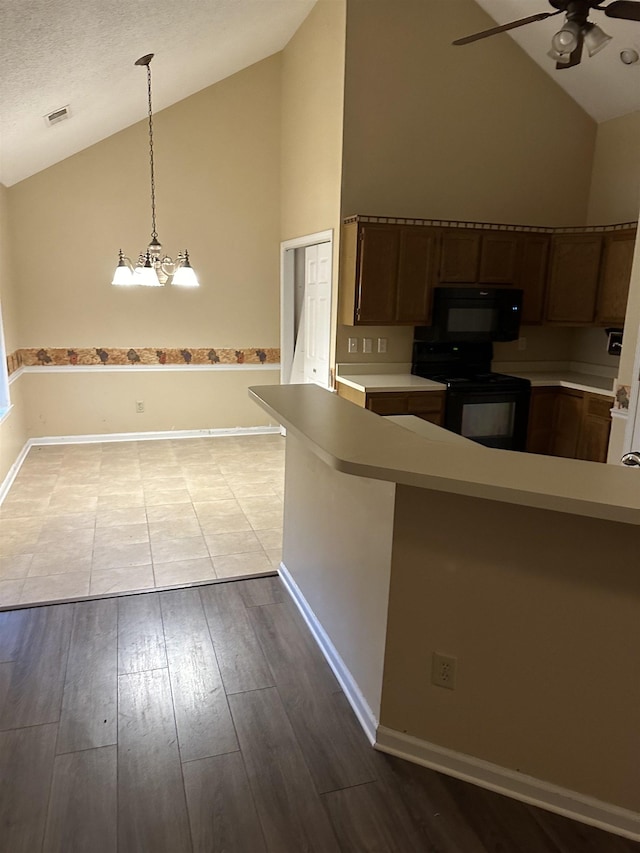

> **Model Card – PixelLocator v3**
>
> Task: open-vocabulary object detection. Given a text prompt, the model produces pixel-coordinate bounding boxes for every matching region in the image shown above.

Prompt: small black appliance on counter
[412,340,530,451]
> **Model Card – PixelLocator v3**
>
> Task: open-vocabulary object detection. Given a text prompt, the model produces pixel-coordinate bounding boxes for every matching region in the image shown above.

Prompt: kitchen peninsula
[250,383,640,842]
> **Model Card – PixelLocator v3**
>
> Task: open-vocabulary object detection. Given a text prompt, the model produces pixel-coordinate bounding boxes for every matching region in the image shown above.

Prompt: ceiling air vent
[43,105,71,127]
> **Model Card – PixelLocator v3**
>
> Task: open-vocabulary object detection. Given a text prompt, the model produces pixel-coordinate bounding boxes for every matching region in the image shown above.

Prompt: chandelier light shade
[111,54,199,288]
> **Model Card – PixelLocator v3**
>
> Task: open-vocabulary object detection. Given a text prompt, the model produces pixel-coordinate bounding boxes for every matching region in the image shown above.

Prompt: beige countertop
[335,364,615,397]
[249,383,640,526]
[384,415,476,446]
[336,373,445,393]
[506,370,615,396]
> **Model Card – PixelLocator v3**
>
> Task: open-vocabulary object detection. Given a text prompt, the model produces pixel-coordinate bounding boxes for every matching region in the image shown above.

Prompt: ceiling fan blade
[452,11,560,46]
[556,35,584,69]
[604,0,640,20]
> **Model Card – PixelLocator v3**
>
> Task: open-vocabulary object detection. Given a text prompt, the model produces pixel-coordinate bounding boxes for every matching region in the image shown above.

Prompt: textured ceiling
[473,0,640,122]
[0,0,316,186]
[1,1,639,187]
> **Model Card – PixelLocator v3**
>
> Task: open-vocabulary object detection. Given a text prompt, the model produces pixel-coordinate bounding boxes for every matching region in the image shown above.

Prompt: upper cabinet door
[356,224,400,324]
[395,226,439,324]
[595,228,637,327]
[340,221,439,325]
[545,234,603,324]
[478,232,519,284]
[439,230,481,282]
[516,234,550,325]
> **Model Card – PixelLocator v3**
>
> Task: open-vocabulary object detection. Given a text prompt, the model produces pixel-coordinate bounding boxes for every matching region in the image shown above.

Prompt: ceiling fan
[453,1,640,69]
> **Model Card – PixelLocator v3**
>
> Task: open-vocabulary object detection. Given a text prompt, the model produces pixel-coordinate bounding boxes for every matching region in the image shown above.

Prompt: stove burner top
[419,370,530,392]
[411,341,530,393]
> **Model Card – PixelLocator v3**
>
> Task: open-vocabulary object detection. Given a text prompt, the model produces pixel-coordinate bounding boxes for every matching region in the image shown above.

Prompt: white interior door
[280,230,333,389]
[303,241,331,389]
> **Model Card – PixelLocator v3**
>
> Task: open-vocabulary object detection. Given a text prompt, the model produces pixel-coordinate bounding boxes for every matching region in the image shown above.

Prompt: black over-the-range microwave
[415,286,523,344]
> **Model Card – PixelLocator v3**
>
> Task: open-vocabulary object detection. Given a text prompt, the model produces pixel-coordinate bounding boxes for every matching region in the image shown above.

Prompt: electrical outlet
[431,652,457,690]
[518,337,527,351]
[348,337,358,354]
[362,338,372,354]
[136,401,145,413]
[377,337,387,354]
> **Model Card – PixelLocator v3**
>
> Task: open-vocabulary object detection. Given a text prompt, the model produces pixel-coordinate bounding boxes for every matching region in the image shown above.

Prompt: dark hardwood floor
[0,575,637,853]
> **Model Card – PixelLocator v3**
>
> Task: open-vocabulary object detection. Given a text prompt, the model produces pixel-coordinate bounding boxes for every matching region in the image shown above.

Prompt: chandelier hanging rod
[111,53,199,288]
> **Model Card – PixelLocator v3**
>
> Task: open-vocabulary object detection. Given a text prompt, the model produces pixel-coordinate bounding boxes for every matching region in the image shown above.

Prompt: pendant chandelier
[112,54,199,287]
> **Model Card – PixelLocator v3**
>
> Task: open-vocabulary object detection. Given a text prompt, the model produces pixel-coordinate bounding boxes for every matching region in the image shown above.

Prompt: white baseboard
[0,426,282,506]
[278,562,378,745]
[0,439,31,504]
[27,425,281,446]
[375,726,640,843]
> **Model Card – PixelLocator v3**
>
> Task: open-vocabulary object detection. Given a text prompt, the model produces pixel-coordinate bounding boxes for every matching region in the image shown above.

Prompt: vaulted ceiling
[1,0,639,188]
[0,0,315,186]
[474,0,640,121]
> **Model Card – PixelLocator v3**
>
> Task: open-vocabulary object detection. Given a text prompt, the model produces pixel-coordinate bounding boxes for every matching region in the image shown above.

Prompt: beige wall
[587,111,640,226]
[382,484,640,811]
[20,369,280,438]
[0,185,19,354]
[0,378,28,486]
[0,184,28,484]
[283,432,396,721]
[341,0,595,225]
[9,56,282,348]
[494,325,619,370]
[336,0,597,363]
[1,57,283,453]
[281,0,346,377]
[280,0,346,243]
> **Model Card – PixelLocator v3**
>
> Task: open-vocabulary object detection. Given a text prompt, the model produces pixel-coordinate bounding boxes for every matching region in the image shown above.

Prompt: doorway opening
[280,230,333,390]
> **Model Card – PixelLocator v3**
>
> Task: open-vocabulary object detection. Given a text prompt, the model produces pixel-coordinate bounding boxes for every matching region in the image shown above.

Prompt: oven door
[445,387,530,450]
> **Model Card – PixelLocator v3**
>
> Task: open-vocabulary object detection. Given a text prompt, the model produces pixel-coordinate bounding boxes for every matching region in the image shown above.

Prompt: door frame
[280,229,334,387]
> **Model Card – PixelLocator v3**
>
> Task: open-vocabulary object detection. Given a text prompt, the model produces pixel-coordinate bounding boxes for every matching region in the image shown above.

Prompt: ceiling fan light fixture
[551,19,581,55]
[583,23,613,57]
[547,46,572,62]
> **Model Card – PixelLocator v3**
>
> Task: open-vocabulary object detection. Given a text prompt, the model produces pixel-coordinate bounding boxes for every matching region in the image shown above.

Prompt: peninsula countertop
[249,383,640,526]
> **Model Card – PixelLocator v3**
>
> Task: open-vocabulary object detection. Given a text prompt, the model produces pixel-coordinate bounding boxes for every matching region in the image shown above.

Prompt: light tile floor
[0,433,285,608]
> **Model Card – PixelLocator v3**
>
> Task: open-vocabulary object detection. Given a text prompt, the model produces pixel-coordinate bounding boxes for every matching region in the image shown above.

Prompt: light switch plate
[362,338,372,353]
[348,337,358,353]
[377,337,387,354]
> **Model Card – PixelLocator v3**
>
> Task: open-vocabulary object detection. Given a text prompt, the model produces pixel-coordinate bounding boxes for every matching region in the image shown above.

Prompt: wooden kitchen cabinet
[336,382,445,424]
[576,393,613,463]
[340,220,438,325]
[526,387,612,462]
[396,227,439,323]
[478,232,519,284]
[525,387,557,455]
[595,228,637,327]
[366,390,445,424]
[439,229,518,284]
[545,234,603,324]
[551,389,584,458]
[438,230,480,282]
[341,216,636,330]
[515,233,550,325]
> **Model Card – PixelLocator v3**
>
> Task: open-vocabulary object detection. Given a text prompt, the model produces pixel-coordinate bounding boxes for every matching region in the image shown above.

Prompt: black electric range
[411,341,531,450]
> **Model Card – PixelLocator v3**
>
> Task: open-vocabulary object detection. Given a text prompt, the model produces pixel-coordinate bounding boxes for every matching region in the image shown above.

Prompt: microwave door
[447,304,498,336]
